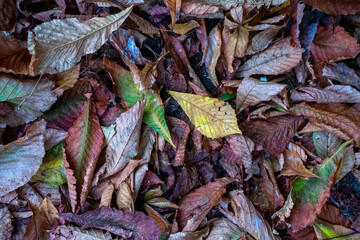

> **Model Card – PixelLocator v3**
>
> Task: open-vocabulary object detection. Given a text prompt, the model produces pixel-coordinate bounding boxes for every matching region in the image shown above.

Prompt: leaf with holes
[169,91,241,138]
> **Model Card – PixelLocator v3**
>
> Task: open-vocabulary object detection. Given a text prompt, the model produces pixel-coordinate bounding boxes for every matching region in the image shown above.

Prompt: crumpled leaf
[236,77,286,113]
[302,0,360,15]
[60,206,161,240]
[181,2,222,17]
[176,178,234,231]
[169,91,241,138]
[47,64,80,91]
[104,58,174,147]
[102,100,145,178]
[0,207,13,240]
[290,85,360,104]
[288,141,351,232]
[221,190,279,240]
[322,62,360,90]
[50,225,112,240]
[167,117,190,166]
[311,25,360,64]
[0,0,17,31]
[28,6,133,74]
[63,99,104,212]
[291,103,360,146]
[0,120,46,197]
[0,32,31,74]
[32,141,67,186]
[241,115,304,156]
[166,0,182,27]
[0,75,57,127]
[236,37,303,78]
[206,24,221,87]
[313,218,360,240]
[23,197,59,240]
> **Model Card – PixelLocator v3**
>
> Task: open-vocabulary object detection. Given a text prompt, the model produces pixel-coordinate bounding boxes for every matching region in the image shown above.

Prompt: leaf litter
[0,0,360,239]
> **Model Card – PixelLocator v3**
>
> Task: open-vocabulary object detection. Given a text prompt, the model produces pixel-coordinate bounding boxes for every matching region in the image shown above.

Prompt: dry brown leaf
[181,2,222,17]
[50,225,112,240]
[176,178,234,232]
[47,64,80,91]
[279,149,318,178]
[236,37,303,77]
[167,117,190,166]
[28,6,133,74]
[99,184,114,208]
[322,62,360,90]
[182,0,287,10]
[311,25,360,64]
[0,0,17,31]
[116,180,134,212]
[171,20,200,35]
[0,207,13,240]
[206,23,222,87]
[166,0,182,27]
[302,0,360,15]
[236,77,286,113]
[246,26,282,55]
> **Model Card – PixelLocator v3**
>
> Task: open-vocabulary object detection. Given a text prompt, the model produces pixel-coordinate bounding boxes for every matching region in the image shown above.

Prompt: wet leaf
[169,91,241,138]
[60,206,161,240]
[63,99,104,212]
[288,141,351,232]
[0,75,57,127]
[0,120,46,197]
[28,6,133,74]
[236,37,303,77]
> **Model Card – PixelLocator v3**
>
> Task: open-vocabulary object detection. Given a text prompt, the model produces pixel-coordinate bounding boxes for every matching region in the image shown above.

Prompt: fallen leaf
[169,91,241,138]
[241,115,304,156]
[50,225,112,240]
[182,0,287,9]
[47,64,80,91]
[206,218,254,240]
[102,100,144,178]
[23,198,59,240]
[176,177,234,231]
[290,85,360,103]
[28,6,133,74]
[60,206,161,240]
[0,0,17,31]
[63,99,104,212]
[313,218,360,240]
[236,37,303,77]
[0,32,31,74]
[279,148,318,178]
[0,120,46,197]
[0,75,57,127]
[221,190,279,240]
[167,117,190,166]
[0,207,13,240]
[116,180,134,212]
[302,0,360,15]
[288,141,351,232]
[291,103,360,146]
[235,77,286,113]
[166,0,182,27]
[311,25,360,64]
[43,128,67,151]
[322,62,360,90]
[33,141,67,186]
[171,20,200,35]
[313,130,343,159]
[206,23,222,88]
[181,2,222,17]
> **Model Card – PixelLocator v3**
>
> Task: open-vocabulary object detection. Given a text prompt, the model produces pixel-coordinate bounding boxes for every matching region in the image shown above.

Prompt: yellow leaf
[169,91,241,138]
[170,20,200,35]
[166,0,182,27]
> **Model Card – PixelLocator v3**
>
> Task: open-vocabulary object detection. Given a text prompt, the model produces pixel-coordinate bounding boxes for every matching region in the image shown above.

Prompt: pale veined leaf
[169,91,241,138]
[28,6,133,75]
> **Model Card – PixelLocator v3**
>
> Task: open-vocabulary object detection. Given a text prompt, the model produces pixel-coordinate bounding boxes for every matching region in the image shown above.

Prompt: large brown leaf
[302,0,360,15]
[241,115,304,156]
[0,120,46,197]
[0,32,31,74]
[291,103,360,146]
[60,206,161,240]
[63,99,104,212]
[290,85,360,103]
[311,25,360,64]
[176,177,234,232]
[236,37,303,77]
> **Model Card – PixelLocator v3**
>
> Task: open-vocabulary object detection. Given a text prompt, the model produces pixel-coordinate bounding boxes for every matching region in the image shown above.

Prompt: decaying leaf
[0,32,31,74]
[313,130,343,160]
[0,75,57,127]
[206,218,254,240]
[63,99,104,212]
[47,64,80,91]
[0,120,46,197]
[166,0,182,27]
[206,24,222,87]
[60,206,161,240]
[50,225,112,240]
[291,103,360,146]
[171,20,200,35]
[169,91,241,138]
[0,207,13,240]
[236,37,303,77]
[313,218,360,240]
[311,25,360,64]
[28,6,133,74]
[177,178,234,231]
[288,141,351,232]
[322,62,360,90]
[0,0,17,31]
[236,77,286,113]
[302,0,360,15]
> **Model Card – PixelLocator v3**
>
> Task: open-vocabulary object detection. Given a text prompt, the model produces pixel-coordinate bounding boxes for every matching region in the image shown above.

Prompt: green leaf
[220,92,236,100]
[104,58,174,147]
[33,141,67,186]
[288,140,352,231]
[313,218,360,240]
